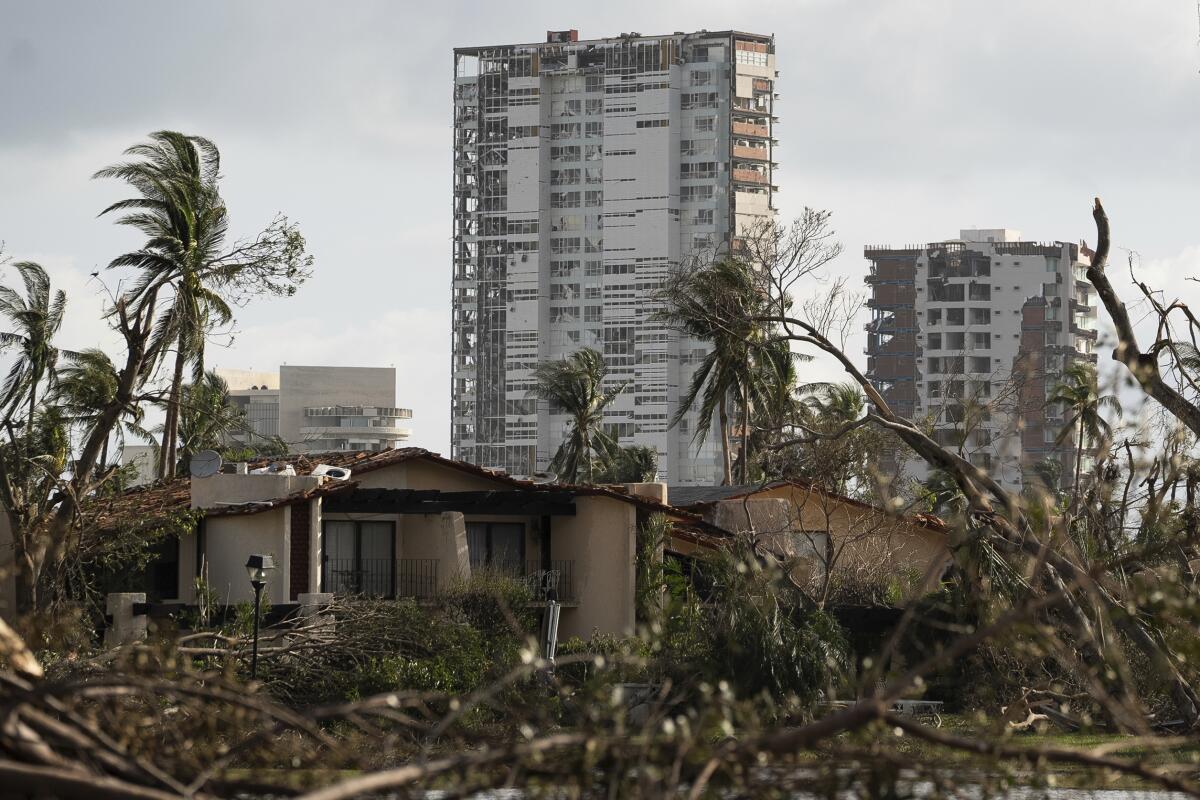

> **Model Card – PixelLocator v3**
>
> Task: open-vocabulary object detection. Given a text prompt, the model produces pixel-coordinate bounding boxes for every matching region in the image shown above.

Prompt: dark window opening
[322,520,395,597]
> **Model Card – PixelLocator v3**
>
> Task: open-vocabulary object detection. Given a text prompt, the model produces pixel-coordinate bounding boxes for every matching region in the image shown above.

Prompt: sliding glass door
[321,520,395,597]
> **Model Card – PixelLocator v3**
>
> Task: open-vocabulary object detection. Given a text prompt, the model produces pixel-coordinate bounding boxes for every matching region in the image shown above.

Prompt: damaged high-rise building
[864,229,1100,493]
[452,30,777,483]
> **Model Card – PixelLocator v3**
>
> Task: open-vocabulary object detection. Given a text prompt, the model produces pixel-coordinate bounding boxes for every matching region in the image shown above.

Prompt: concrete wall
[743,484,950,598]
[552,495,637,639]
[200,508,289,605]
[191,473,321,509]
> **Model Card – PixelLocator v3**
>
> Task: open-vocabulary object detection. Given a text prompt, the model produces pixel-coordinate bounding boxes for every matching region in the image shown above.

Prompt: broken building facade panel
[452,30,777,483]
[864,230,1099,493]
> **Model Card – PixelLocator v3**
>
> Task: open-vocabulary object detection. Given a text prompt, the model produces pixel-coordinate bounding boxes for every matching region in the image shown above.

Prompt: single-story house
[668,481,951,601]
[0,451,950,632]
[78,449,725,638]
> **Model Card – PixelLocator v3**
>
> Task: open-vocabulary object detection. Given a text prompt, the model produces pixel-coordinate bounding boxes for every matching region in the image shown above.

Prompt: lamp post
[244,554,275,680]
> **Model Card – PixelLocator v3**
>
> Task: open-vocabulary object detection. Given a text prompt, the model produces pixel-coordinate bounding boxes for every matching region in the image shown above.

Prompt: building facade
[864,229,1099,493]
[218,366,413,453]
[451,29,777,483]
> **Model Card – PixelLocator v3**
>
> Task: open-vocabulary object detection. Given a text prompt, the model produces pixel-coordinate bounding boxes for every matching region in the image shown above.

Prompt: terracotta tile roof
[83,448,729,545]
[667,479,948,534]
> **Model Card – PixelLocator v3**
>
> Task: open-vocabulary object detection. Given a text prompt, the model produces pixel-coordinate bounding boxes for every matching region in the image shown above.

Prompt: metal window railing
[398,559,439,599]
[524,560,576,603]
[323,558,394,598]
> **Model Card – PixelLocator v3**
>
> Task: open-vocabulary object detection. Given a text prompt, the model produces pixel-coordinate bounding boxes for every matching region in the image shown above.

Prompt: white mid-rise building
[865,230,1099,493]
[218,366,413,453]
[451,29,778,483]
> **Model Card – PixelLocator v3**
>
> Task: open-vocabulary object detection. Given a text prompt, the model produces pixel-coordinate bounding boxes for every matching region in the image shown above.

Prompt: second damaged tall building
[451,30,777,483]
[865,230,1099,493]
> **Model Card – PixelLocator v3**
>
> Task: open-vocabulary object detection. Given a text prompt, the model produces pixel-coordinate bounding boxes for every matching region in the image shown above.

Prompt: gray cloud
[1,0,1197,452]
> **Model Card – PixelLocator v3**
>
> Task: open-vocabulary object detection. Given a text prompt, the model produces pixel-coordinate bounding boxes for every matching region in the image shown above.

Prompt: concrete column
[104,593,147,648]
[438,512,471,590]
[297,592,335,631]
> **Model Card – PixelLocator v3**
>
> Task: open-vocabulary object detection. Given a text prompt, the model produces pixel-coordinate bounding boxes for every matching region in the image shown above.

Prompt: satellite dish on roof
[190,450,222,478]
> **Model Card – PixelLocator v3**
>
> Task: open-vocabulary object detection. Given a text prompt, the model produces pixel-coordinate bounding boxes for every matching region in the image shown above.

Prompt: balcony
[732,121,769,138]
[733,144,769,161]
[732,168,768,185]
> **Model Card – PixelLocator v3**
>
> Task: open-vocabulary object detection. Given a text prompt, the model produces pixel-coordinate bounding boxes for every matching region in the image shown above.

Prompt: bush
[263,574,537,706]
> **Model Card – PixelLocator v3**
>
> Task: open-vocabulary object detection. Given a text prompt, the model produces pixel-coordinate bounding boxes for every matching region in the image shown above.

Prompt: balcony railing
[323,558,395,598]
[732,121,769,138]
[732,168,768,184]
[398,558,439,599]
[524,560,576,602]
[324,558,574,603]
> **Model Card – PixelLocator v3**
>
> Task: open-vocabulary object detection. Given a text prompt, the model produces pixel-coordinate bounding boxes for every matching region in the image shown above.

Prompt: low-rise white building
[219,365,413,453]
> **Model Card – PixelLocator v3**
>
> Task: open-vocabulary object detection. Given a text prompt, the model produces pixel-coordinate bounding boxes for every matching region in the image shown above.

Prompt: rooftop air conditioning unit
[250,463,296,476]
[312,464,352,481]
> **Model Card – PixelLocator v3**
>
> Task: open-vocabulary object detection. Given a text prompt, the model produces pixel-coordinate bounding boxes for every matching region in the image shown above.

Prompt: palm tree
[530,348,628,484]
[94,131,233,480]
[0,262,68,429]
[1048,362,1122,496]
[174,370,249,473]
[55,348,149,475]
[660,258,782,485]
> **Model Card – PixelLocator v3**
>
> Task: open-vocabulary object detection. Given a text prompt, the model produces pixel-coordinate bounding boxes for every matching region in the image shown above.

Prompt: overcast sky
[2,1,1198,453]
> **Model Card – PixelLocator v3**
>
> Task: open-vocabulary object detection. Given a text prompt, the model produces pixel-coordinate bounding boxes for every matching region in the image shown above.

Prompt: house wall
[398,512,472,591]
[190,508,290,605]
[553,495,637,639]
[728,484,950,596]
[190,473,321,509]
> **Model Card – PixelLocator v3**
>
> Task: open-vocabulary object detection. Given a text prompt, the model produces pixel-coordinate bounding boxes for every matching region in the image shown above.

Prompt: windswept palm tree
[660,258,783,485]
[0,261,69,428]
[1048,362,1122,496]
[94,131,233,480]
[174,370,249,473]
[55,348,149,475]
[530,348,628,484]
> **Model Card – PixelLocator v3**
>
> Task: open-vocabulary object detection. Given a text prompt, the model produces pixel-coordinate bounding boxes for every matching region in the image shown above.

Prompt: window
[682,139,717,156]
[947,308,965,326]
[551,191,580,208]
[551,146,580,162]
[585,190,603,207]
[551,169,580,185]
[972,332,990,349]
[970,308,991,325]
[946,332,965,349]
[584,121,603,139]
[322,520,394,597]
[690,69,713,86]
[681,162,717,179]
[466,522,525,574]
[927,333,942,350]
[551,123,580,140]
[969,356,990,373]
[682,92,719,110]
[927,309,942,326]
[694,116,716,132]
[636,118,669,128]
[551,99,581,116]
[693,208,714,225]
[681,185,714,202]
[736,48,768,67]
